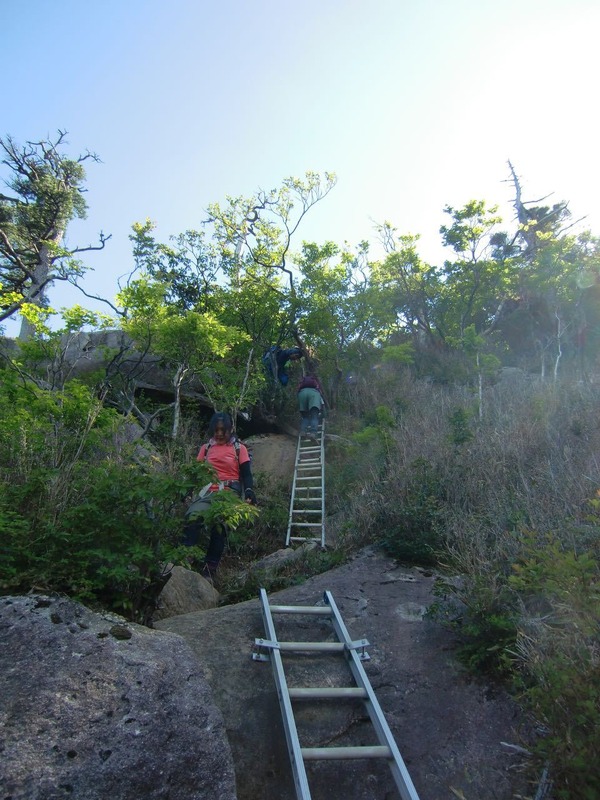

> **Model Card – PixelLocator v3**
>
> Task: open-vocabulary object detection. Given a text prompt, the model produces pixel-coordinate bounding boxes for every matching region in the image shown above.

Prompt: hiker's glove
[244,488,257,505]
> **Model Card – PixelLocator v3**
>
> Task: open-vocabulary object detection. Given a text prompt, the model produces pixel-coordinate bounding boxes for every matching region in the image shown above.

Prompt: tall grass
[326,365,600,797]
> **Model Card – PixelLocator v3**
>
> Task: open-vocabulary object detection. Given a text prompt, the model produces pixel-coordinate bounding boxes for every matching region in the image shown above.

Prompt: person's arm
[239,460,256,503]
[238,446,256,503]
[316,379,328,407]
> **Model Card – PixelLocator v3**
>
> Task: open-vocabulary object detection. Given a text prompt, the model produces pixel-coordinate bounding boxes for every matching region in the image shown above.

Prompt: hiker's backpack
[202,436,249,463]
[298,375,320,391]
[262,346,278,379]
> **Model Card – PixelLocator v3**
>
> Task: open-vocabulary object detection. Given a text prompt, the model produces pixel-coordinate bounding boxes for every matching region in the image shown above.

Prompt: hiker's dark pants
[299,409,320,434]
[298,388,322,435]
[183,491,232,572]
[182,516,227,570]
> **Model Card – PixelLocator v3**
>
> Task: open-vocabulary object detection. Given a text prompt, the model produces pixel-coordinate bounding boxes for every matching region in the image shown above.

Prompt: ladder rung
[293,497,322,502]
[290,522,323,528]
[301,745,392,761]
[289,687,368,699]
[292,510,322,515]
[293,496,322,501]
[269,604,331,615]
[279,641,344,653]
[289,536,322,543]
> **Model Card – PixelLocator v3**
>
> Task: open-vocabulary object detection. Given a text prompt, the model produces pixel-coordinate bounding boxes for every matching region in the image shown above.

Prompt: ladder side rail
[323,591,421,800]
[286,435,304,546]
[288,419,325,546]
[318,418,325,547]
[258,588,313,800]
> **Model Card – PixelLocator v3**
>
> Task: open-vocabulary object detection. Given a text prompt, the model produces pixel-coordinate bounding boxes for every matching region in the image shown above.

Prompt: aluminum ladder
[252,588,421,800]
[285,419,325,548]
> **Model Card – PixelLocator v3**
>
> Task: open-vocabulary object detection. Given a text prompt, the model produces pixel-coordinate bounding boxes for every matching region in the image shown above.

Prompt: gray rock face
[0,595,236,800]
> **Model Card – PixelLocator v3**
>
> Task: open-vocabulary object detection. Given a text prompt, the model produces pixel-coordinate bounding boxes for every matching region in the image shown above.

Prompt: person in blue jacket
[262,345,303,386]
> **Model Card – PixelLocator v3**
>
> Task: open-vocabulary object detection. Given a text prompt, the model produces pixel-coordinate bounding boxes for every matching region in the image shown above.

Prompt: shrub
[0,375,214,622]
[429,571,520,676]
[378,457,444,565]
[510,529,600,798]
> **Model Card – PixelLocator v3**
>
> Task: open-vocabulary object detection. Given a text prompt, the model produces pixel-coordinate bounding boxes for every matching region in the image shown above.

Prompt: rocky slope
[156,548,534,800]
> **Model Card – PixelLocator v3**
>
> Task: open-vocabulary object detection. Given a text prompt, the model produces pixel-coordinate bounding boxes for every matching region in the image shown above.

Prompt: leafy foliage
[0,131,107,326]
[509,529,600,798]
[379,457,445,565]
[0,373,210,622]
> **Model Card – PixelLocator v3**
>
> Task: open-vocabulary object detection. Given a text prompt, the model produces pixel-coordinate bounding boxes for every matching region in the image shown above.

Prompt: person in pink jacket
[182,412,256,578]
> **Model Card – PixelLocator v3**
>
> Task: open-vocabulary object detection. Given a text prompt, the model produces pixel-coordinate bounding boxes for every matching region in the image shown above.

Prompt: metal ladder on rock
[252,588,421,800]
[285,419,325,548]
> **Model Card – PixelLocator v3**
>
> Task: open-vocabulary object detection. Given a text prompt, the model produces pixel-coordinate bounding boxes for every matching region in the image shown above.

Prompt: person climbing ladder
[296,373,326,438]
[262,345,303,386]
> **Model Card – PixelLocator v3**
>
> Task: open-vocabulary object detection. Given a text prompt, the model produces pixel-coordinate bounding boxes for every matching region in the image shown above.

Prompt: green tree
[0,131,109,337]
[206,171,336,331]
[500,163,600,376]
[118,276,252,436]
[295,241,355,350]
[129,220,223,313]
[5,304,113,392]
[370,226,441,347]
[438,200,511,341]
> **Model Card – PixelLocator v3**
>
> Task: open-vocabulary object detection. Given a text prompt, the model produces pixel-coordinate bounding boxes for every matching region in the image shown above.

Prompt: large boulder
[153,565,220,621]
[0,595,236,800]
[244,433,296,482]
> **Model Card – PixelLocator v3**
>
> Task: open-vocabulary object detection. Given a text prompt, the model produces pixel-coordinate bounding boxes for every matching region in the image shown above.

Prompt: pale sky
[2,0,600,335]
